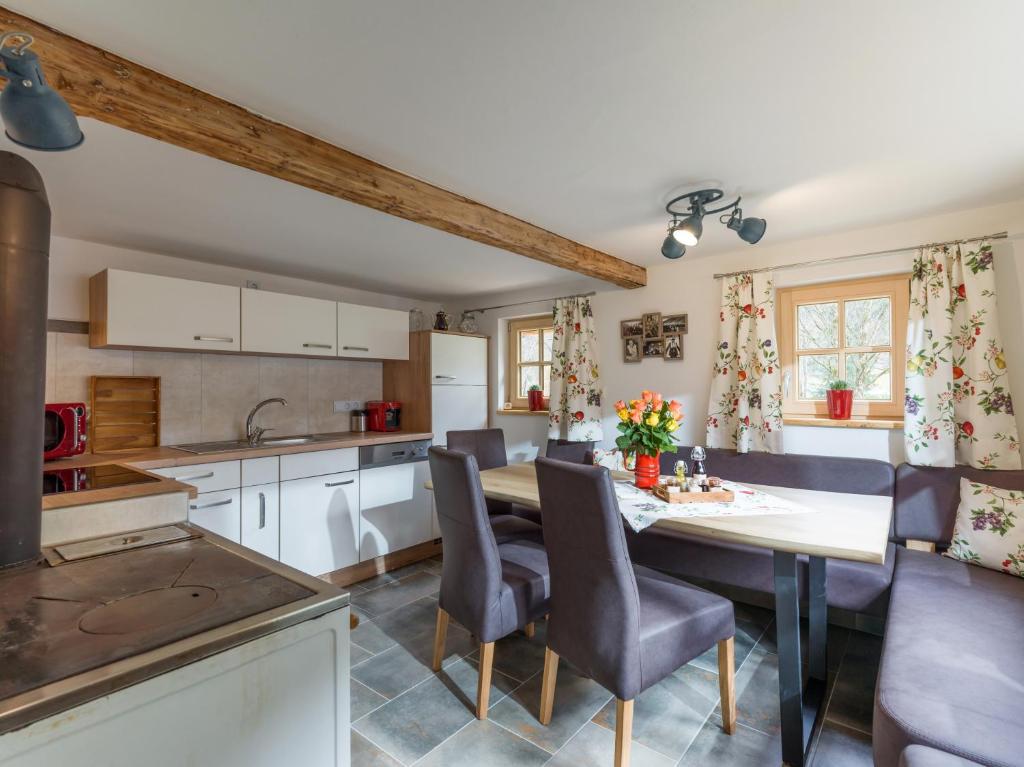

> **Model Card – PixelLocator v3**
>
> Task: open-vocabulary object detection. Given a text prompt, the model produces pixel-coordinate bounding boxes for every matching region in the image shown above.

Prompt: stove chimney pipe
[0,151,49,569]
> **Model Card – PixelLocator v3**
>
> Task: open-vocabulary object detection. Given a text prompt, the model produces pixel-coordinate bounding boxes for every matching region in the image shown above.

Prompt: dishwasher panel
[358,440,434,562]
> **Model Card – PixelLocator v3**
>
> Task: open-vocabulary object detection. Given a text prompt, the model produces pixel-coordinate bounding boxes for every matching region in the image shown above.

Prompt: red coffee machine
[365,401,402,432]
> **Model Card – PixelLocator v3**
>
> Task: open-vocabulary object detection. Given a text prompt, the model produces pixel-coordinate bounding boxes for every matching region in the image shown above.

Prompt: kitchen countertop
[42,431,433,510]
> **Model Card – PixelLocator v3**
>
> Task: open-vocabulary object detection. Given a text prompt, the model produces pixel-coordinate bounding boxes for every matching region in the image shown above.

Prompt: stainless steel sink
[172,434,329,454]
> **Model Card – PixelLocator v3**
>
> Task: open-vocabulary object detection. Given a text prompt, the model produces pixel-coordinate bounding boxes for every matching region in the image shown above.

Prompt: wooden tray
[89,375,161,453]
[651,484,734,504]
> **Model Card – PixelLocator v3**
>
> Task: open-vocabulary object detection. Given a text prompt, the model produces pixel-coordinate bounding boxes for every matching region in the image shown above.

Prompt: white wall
[47,236,441,322]
[461,197,1024,465]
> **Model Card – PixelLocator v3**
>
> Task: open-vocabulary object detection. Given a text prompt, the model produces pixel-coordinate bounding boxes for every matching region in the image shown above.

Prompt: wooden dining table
[427,461,892,767]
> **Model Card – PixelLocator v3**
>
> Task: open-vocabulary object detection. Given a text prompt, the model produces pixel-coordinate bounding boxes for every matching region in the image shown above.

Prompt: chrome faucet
[246,397,288,446]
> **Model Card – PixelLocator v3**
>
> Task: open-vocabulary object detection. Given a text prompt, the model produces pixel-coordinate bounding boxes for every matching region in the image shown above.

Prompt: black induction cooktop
[43,464,161,496]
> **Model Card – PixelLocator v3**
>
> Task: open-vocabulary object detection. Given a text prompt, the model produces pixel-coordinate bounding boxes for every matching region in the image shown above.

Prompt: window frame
[776,274,910,418]
[505,314,554,410]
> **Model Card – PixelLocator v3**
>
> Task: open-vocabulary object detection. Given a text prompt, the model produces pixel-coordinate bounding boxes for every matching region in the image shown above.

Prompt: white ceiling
[7,0,1024,298]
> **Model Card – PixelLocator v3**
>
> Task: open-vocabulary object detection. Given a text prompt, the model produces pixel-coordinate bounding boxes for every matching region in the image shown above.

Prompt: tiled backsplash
[45,332,382,446]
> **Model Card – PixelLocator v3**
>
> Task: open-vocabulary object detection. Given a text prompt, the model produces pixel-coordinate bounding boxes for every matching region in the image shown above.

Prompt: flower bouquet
[614,391,683,489]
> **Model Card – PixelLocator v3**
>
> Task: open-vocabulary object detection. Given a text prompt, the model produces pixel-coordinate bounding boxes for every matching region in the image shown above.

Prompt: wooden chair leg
[524,621,535,638]
[614,698,634,767]
[718,636,736,735]
[538,647,559,725]
[431,607,449,672]
[476,642,495,719]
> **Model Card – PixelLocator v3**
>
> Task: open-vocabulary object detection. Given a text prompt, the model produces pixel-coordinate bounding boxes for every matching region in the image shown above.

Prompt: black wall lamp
[0,32,83,151]
[661,188,765,259]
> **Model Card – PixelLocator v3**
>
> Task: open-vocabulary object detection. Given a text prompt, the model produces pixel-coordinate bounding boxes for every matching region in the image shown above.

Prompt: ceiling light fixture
[661,188,765,259]
[0,32,84,151]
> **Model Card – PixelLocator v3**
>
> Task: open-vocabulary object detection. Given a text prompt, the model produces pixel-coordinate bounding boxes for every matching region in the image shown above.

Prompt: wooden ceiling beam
[0,8,646,289]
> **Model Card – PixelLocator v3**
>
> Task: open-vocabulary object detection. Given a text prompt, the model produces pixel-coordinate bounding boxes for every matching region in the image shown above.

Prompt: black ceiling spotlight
[661,188,765,259]
[0,32,84,151]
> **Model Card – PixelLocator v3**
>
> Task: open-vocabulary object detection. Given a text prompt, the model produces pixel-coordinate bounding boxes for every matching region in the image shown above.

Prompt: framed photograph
[623,336,642,363]
[642,312,662,340]
[662,313,688,335]
[642,338,664,358]
[664,333,683,361]
[620,318,643,338]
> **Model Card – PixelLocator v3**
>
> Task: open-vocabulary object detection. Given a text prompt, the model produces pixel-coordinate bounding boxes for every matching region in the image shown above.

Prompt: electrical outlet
[246,280,260,290]
[333,400,361,413]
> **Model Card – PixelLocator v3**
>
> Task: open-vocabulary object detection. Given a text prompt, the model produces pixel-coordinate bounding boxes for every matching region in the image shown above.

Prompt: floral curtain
[706,272,784,453]
[904,241,1020,469]
[547,297,603,442]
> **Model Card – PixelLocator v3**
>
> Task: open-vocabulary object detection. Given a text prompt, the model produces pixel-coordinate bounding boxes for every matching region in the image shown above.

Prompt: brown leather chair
[428,447,550,719]
[534,457,736,767]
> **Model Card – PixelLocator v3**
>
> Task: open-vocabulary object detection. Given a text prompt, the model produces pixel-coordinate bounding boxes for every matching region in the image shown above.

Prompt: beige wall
[46,331,382,445]
[458,197,1024,464]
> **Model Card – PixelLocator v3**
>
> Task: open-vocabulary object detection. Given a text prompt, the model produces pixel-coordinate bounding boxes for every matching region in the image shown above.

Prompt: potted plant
[826,379,854,420]
[614,391,683,489]
[527,384,545,412]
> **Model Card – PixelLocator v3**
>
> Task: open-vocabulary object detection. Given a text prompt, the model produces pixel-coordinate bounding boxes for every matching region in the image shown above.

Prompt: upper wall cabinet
[337,302,409,360]
[90,269,241,352]
[241,288,337,356]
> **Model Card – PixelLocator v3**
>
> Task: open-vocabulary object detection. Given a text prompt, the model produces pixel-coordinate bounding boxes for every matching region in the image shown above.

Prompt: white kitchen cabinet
[241,288,337,356]
[242,456,279,487]
[431,333,487,386]
[151,460,241,494]
[359,461,432,561]
[431,384,488,446]
[188,489,241,543]
[280,448,358,481]
[337,302,409,360]
[280,471,359,576]
[90,269,240,352]
[241,483,280,559]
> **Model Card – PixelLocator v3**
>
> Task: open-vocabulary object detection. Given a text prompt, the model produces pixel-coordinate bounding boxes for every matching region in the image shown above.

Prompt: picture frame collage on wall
[621,312,687,362]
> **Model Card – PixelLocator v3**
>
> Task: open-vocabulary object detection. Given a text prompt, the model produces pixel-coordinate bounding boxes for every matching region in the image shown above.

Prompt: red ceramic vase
[527,389,545,411]
[634,452,660,489]
[826,389,853,420]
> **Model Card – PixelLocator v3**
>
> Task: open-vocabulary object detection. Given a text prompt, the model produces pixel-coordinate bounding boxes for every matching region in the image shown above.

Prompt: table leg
[773,551,828,767]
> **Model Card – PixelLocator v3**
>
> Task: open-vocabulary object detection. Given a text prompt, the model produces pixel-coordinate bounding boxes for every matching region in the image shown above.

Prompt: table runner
[614,479,817,533]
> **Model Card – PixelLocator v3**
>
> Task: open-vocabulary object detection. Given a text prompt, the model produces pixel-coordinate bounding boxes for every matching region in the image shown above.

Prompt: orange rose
[614,400,626,411]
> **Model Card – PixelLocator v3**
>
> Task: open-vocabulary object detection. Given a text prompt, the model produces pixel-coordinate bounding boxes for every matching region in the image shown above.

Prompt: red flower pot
[826,389,853,420]
[527,389,545,411]
[634,452,660,489]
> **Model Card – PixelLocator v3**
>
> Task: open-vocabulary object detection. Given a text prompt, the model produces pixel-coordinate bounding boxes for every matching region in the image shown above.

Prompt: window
[777,275,909,418]
[505,314,554,410]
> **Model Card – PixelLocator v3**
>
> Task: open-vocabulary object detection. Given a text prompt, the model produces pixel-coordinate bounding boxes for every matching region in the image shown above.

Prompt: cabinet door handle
[190,498,233,510]
[342,345,369,352]
[303,343,333,349]
[174,471,215,482]
[434,375,456,380]
[324,479,355,487]
[258,491,266,529]
[194,335,234,343]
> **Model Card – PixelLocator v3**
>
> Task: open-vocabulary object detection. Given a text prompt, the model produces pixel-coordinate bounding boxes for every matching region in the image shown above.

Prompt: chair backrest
[428,447,504,635]
[535,457,642,700]
[661,446,895,497]
[446,428,508,471]
[545,438,595,465]
[894,464,1024,544]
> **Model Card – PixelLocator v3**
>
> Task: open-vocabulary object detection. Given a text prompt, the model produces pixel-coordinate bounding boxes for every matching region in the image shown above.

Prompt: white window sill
[783,416,903,430]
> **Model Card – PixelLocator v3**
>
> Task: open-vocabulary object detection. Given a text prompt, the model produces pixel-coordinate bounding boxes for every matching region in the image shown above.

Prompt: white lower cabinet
[241,483,280,560]
[188,489,241,543]
[280,471,360,576]
[359,461,433,561]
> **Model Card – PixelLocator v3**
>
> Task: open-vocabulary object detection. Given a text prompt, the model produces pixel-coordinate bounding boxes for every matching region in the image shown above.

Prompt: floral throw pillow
[944,477,1024,577]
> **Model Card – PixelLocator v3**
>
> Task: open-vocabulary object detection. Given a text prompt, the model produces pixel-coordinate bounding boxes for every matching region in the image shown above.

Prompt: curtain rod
[712,231,1010,280]
[464,291,597,314]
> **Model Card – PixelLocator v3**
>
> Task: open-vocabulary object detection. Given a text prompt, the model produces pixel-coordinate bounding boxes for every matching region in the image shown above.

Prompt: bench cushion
[894,464,1024,545]
[874,547,1024,767]
[899,745,985,767]
[626,526,895,616]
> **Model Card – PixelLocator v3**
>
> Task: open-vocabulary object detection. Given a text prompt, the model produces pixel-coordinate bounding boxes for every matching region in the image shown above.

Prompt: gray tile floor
[345,559,879,767]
